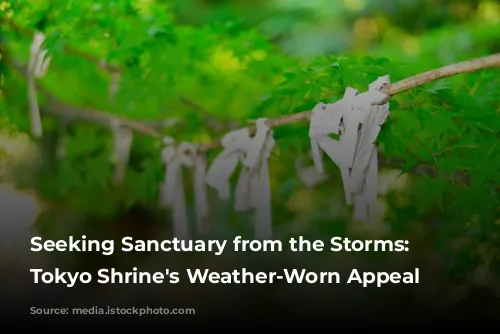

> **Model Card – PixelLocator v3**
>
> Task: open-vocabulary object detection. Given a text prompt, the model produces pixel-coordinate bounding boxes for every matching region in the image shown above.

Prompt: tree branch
[197,53,500,152]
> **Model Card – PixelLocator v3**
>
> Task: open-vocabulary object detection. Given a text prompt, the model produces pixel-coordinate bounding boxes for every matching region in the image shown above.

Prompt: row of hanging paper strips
[27,33,391,241]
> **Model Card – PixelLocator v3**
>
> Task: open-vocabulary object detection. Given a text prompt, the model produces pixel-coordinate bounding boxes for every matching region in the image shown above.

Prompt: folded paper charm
[160,138,195,240]
[351,76,390,221]
[234,119,275,240]
[309,89,359,200]
[29,32,51,78]
[308,76,391,222]
[110,119,134,186]
[56,120,69,160]
[109,71,121,104]
[187,149,210,235]
[205,128,253,200]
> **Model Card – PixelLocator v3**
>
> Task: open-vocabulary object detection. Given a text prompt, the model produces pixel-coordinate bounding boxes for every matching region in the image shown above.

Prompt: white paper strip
[160,138,194,240]
[234,164,252,212]
[111,119,134,186]
[352,76,390,221]
[337,88,360,204]
[205,128,252,200]
[309,90,356,192]
[337,87,360,168]
[29,32,51,78]
[27,32,51,138]
[309,102,343,173]
[109,72,121,104]
[308,76,391,222]
[56,121,68,160]
[234,119,275,240]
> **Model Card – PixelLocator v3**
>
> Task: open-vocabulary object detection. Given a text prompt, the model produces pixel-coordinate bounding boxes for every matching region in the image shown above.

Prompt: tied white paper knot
[234,119,275,240]
[308,76,390,222]
[350,76,390,221]
[27,32,51,138]
[160,138,196,240]
[205,128,253,200]
[186,148,210,235]
[110,119,134,186]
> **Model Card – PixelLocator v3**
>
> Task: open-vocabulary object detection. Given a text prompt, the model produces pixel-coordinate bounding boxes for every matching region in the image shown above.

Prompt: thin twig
[387,54,500,95]
[197,53,500,152]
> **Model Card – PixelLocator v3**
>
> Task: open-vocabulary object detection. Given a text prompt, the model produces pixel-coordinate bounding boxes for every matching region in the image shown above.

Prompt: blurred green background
[174,0,499,60]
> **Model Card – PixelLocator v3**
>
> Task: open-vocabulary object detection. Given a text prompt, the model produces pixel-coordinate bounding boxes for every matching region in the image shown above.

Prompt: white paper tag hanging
[337,87,359,168]
[110,119,134,186]
[351,76,390,221]
[159,138,194,240]
[233,119,275,240]
[309,101,346,172]
[205,128,253,200]
[244,121,269,168]
[188,149,210,235]
[253,124,275,240]
[336,87,360,204]
[234,164,252,212]
[27,32,51,139]
[348,79,389,193]
[56,120,68,160]
[159,137,175,207]
[308,76,390,223]
[309,103,326,174]
[235,120,268,212]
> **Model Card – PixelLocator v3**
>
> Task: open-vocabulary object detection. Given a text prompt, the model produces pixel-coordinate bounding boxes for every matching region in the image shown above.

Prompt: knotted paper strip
[27,32,51,138]
[205,128,253,200]
[234,119,275,240]
[350,76,390,221]
[160,138,195,240]
[187,149,210,235]
[308,76,390,222]
[110,119,134,186]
